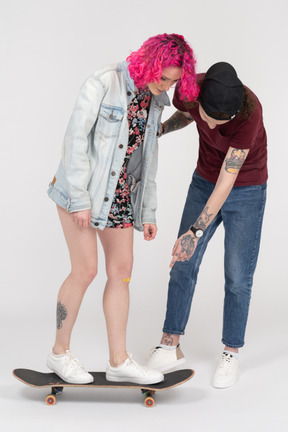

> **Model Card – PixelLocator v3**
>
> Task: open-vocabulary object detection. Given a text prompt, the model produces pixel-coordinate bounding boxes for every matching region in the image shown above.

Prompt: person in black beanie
[146,62,267,388]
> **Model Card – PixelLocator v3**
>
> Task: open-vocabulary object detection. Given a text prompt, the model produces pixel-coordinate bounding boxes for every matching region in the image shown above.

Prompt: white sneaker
[212,352,239,388]
[106,353,164,385]
[146,345,186,372]
[46,350,94,384]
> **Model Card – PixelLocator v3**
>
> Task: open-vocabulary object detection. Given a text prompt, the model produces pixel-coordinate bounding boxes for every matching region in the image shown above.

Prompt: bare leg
[160,333,180,346]
[97,227,134,367]
[53,206,98,354]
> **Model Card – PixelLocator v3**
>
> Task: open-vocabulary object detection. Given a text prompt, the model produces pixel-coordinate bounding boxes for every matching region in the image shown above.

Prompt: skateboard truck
[46,386,64,406]
[141,389,156,407]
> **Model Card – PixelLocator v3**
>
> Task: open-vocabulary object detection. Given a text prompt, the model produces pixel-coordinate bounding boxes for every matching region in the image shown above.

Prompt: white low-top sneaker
[106,354,164,385]
[146,345,186,372]
[46,350,94,384]
[212,352,239,388]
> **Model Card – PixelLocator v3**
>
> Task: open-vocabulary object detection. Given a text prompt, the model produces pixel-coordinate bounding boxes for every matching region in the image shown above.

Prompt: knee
[225,277,252,299]
[106,263,133,283]
[71,266,98,287]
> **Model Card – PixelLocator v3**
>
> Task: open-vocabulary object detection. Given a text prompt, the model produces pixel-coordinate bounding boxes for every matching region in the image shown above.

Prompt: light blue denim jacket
[48,61,170,231]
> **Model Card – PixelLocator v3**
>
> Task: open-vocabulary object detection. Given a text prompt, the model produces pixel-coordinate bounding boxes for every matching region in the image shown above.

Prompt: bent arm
[194,147,250,230]
[170,146,250,267]
[161,110,193,136]
[141,140,158,226]
[63,76,106,212]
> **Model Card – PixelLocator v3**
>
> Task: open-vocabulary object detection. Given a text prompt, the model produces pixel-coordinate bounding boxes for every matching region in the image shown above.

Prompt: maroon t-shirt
[173,78,268,186]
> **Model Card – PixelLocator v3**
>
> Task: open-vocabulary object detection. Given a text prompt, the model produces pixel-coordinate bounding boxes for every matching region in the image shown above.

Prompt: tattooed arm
[170,146,250,268]
[160,110,193,136]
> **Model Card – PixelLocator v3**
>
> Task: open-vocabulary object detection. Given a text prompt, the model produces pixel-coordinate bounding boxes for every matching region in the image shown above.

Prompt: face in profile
[147,66,183,95]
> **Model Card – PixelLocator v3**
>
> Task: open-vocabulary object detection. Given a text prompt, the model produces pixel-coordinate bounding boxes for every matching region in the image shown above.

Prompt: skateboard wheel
[46,394,57,405]
[144,396,155,407]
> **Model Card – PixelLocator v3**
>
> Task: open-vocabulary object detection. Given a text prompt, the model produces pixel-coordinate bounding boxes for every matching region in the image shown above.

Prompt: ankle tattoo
[161,334,174,346]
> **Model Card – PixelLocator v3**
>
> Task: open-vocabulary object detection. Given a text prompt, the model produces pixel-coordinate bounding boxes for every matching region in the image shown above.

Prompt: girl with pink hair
[47,34,198,385]
[127,33,198,101]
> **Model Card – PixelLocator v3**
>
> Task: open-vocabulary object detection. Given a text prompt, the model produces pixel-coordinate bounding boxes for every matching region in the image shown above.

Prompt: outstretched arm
[170,146,250,267]
[160,110,193,136]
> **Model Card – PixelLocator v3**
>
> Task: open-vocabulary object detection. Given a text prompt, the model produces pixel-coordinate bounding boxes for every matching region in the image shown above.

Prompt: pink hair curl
[127,33,199,101]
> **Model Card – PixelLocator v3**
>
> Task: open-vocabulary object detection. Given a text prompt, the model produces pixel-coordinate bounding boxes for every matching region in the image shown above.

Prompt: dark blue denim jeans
[163,171,267,348]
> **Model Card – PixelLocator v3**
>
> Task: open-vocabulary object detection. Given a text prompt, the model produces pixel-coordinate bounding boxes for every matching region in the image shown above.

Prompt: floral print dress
[106,88,152,228]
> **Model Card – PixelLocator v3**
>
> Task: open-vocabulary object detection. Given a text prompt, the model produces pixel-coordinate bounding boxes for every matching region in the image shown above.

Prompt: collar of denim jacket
[155,91,170,107]
[122,61,135,94]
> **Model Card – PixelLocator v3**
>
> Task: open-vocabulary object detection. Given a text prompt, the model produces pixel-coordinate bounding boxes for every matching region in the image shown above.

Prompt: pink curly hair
[127,33,198,101]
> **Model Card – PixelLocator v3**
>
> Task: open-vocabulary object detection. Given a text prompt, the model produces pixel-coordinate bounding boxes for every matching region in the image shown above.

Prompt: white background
[1,0,287,431]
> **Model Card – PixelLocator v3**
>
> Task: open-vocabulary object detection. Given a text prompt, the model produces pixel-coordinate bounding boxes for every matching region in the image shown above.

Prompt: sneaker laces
[218,353,233,374]
[64,350,86,374]
[126,354,147,375]
[146,346,160,361]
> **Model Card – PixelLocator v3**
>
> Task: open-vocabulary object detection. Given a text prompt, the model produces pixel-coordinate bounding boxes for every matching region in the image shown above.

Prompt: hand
[143,224,157,241]
[71,209,91,228]
[170,230,198,268]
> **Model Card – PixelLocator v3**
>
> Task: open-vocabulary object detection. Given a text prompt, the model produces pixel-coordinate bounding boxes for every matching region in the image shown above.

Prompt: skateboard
[13,368,194,407]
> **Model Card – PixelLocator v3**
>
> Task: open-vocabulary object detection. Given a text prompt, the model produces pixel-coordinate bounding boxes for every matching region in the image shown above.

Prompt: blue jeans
[163,171,267,348]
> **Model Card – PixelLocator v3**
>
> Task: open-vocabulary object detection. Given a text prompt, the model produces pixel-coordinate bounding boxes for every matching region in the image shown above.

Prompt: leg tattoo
[57,301,68,330]
[161,334,174,346]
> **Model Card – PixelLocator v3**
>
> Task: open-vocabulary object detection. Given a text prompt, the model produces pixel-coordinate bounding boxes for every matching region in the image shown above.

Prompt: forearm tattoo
[225,149,246,174]
[57,301,68,330]
[194,207,213,230]
[163,111,193,135]
[180,234,196,256]
[161,334,174,346]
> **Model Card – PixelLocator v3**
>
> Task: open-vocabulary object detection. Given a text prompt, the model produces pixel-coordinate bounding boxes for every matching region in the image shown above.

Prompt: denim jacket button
[111,171,116,176]
[127,91,132,96]
[104,197,109,202]
[94,222,99,227]
[119,144,123,149]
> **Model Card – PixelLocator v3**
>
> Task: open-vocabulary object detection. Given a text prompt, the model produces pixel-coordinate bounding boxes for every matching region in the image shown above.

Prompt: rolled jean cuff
[222,339,245,349]
[162,328,185,336]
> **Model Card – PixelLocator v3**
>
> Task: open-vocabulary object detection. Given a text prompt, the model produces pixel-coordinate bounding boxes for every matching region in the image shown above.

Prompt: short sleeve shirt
[173,75,268,186]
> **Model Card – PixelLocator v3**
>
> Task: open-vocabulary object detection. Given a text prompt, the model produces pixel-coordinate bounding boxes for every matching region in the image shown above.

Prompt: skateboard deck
[13,368,194,407]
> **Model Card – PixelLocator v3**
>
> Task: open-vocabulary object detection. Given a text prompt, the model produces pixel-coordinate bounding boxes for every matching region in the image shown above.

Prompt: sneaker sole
[212,377,238,389]
[105,375,164,385]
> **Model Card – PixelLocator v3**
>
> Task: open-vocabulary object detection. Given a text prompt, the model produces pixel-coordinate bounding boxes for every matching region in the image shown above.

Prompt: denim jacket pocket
[95,105,124,139]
